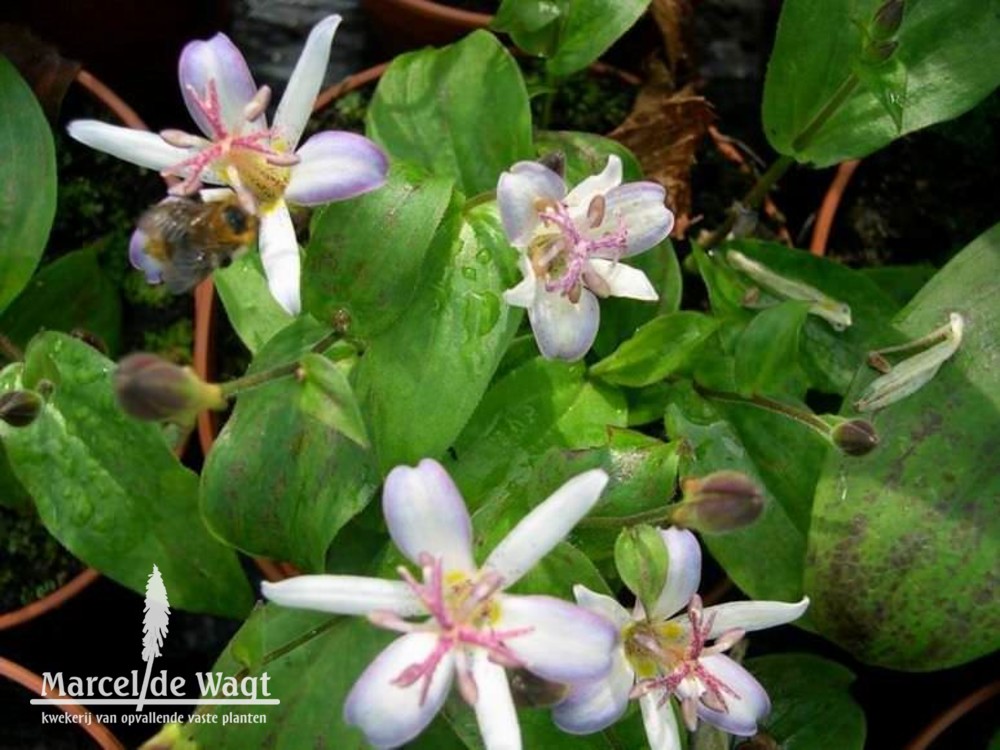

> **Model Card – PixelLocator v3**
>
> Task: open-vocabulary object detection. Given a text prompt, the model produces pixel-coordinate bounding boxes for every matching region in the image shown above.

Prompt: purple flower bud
[114,353,224,422]
[831,418,879,456]
[671,471,765,533]
[872,0,904,40]
[0,390,43,427]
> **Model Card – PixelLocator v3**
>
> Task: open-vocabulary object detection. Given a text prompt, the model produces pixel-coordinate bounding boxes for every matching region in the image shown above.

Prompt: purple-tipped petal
[179,32,261,138]
[261,575,423,617]
[573,585,632,629]
[273,15,342,150]
[564,155,622,208]
[67,120,192,172]
[704,597,810,639]
[383,459,475,573]
[497,594,617,683]
[527,286,600,361]
[497,161,566,247]
[594,182,673,258]
[128,227,163,284]
[587,260,658,301]
[552,647,632,734]
[484,470,609,587]
[639,692,682,750]
[695,654,770,736]
[470,653,521,750]
[650,527,701,620]
[258,200,301,315]
[284,131,388,206]
[344,632,454,749]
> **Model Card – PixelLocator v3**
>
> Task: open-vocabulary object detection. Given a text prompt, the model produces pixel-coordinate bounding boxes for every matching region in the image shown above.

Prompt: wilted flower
[498,155,674,360]
[67,15,388,314]
[553,527,808,747]
[263,459,617,749]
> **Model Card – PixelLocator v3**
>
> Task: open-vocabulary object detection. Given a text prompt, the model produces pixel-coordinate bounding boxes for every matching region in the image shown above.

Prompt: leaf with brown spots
[609,65,713,239]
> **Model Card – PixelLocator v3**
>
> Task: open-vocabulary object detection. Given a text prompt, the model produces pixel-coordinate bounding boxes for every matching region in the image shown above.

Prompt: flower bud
[871,0,904,40]
[831,418,879,456]
[508,668,570,708]
[114,353,225,422]
[864,39,899,63]
[0,390,43,427]
[670,471,765,533]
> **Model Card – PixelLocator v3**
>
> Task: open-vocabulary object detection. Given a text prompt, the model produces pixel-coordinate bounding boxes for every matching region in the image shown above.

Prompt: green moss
[142,318,194,365]
[0,506,81,611]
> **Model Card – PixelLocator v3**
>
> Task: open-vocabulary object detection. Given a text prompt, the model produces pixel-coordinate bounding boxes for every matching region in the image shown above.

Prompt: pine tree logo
[136,564,170,711]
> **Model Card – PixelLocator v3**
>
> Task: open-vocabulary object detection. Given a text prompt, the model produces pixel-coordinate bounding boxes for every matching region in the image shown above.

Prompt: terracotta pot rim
[371,0,493,27]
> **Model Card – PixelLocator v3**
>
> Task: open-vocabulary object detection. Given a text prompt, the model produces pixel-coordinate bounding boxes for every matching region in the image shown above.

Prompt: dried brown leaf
[650,0,695,78]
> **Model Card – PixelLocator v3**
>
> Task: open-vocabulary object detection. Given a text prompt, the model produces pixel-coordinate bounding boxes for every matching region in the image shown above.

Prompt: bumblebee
[136,196,259,293]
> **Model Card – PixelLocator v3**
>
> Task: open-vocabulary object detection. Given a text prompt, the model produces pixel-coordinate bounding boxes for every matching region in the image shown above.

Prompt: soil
[440,0,498,12]
[0,506,82,612]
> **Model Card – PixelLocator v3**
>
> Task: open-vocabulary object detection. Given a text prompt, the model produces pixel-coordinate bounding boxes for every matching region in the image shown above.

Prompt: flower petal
[650,527,701,620]
[344,632,454,749]
[470,652,521,750]
[273,15,342,151]
[497,161,566,247]
[704,597,810,639]
[178,32,261,138]
[128,228,163,284]
[258,200,301,315]
[595,182,673,257]
[383,459,475,573]
[485,470,609,586]
[67,120,192,172]
[573,585,632,629]
[587,260,658,301]
[527,287,600,361]
[284,131,388,205]
[502,263,537,309]
[564,155,623,208]
[552,647,632,734]
[261,575,423,617]
[639,692,682,750]
[497,594,617,683]
[695,654,770,736]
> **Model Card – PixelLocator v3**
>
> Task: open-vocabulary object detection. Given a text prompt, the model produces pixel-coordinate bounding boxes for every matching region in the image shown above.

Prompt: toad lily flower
[498,155,674,360]
[67,15,388,314]
[262,459,617,749]
[553,527,809,749]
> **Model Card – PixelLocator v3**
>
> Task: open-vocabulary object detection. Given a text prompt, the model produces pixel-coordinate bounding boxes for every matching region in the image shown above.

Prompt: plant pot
[362,0,493,53]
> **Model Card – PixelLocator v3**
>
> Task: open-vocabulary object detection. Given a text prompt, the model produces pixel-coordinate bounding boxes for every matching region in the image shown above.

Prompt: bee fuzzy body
[137,197,259,293]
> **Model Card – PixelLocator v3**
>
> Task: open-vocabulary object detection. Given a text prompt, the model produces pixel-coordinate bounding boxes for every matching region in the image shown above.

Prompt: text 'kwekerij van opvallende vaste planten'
[0,0,997,748]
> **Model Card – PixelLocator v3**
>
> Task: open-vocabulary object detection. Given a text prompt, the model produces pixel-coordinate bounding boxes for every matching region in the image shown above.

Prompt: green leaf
[0,333,251,617]
[734,301,811,398]
[298,352,369,449]
[590,312,720,388]
[495,0,652,78]
[366,31,533,195]
[724,240,899,394]
[860,263,936,307]
[448,357,628,506]
[615,524,669,614]
[214,252,293,354]
[747,654,866,750]
[806,224,1000,669]
[0,440,31,511]
[354,200,521,471]
[187,606,394,749]
[666,383,821,605]
[0,58,57,314]
[0,245,122,361]
[201,317,379,571]
[303,163,454,338]
[763,0,1000,166]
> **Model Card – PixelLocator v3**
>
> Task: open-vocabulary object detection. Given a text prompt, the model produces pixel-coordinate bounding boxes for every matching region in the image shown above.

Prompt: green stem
[579,506,676,530]
[217,330,342,399]
[791,73,861,152]
[703,155,795,249]
[694,383,832,438]
[227,616,343,685]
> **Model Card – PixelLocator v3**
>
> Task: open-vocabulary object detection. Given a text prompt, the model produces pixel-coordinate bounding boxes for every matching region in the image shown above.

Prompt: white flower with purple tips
[262,459,617,749]
[553,527,809,748]
[498,155,674,360]
[67,15,388,315]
